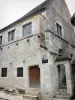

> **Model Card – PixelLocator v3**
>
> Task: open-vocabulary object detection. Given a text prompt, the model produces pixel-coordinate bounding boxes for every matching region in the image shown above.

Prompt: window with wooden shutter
[23,22,32,37]
[17,67,23,77]
[1,68,7,77]
[8,30,15,42]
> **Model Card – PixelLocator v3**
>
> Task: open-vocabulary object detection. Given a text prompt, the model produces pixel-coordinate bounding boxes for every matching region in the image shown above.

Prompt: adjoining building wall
[46,0,75,46]
[40,0,75,99]
[40,31,73,100]
[45,31,74,55]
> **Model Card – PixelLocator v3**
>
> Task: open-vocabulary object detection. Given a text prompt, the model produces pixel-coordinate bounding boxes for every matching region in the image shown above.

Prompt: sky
[0,0,75,29]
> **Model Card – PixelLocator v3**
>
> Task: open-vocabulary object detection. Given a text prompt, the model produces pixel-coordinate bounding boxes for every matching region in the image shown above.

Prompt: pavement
[0,91,24,100]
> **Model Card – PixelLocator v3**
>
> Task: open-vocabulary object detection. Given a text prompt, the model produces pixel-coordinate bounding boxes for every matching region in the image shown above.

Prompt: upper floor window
[56,23,62,37]
[17,67,23,77]
[8,30,15,42]
[23,22,32,37]
[0,36,2,45]
[1,68,7,77]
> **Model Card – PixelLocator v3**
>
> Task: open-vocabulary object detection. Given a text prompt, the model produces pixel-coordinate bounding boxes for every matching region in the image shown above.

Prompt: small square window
[23,22,32,37]
[17,67,23,77]
[8,30,15,42]
[56,23,62,36]
[0,36,2,45]
[42,58,48,64]
[1,68,7,77]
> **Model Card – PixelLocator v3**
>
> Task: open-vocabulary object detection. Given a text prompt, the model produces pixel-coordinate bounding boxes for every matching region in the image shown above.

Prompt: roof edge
[0,0,49,32]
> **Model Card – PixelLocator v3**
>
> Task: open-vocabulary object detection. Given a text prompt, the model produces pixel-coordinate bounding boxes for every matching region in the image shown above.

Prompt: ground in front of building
[0,91,24,100]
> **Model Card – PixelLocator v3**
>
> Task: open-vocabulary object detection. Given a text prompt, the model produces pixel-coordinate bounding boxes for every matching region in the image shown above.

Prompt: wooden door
[29,66,40,88]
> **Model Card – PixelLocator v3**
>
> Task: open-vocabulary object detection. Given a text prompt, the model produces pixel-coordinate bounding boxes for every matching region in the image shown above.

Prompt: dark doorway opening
[57,65,67,89]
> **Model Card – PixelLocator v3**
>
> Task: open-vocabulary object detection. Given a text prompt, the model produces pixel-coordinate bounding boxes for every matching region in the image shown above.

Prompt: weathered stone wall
[0,1,74,100]
[40,0,75,99]
[46,0,75,46]
[0,14,41,89]
[0,35,40,89]
[46,31,75,54]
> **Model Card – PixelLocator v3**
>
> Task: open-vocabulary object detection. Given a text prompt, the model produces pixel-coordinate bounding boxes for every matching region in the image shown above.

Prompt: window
[0,36,2,45]
[17,67,23,77]
[8,30,15,42]
[56,23,62,36]
[42,58,48,64]
[23,22,32,37]
[42,54,48,64]
[1,68,7,77]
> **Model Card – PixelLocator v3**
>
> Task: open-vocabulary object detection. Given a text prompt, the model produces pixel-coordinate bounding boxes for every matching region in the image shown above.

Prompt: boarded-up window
[23,22,32,37]
[56,23,62,36]
[1,68,7,77]
[8,30,15,42]
[17,67,23,77]
[0,36,2,45]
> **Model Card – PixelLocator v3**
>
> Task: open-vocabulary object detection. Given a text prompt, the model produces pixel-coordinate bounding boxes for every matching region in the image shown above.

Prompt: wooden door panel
[29,66,40,88]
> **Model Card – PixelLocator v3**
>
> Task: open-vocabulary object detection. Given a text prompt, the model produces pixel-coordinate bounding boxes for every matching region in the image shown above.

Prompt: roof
[55,49,72,61]
[55,55,72,61]
[0,0,52,32]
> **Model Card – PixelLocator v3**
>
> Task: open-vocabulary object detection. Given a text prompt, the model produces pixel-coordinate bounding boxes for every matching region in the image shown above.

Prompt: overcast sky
[0,0,75,29]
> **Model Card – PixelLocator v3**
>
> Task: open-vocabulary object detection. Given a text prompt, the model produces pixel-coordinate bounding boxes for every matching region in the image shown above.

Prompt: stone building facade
[0,0,75,100]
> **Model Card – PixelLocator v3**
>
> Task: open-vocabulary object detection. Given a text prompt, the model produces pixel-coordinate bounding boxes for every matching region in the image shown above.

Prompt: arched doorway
[29,66,40,88]
[57,64,67,89]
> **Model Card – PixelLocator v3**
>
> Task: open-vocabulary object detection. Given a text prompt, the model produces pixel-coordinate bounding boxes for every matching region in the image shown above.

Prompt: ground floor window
[1,68,7,77]
[17,67,23,77]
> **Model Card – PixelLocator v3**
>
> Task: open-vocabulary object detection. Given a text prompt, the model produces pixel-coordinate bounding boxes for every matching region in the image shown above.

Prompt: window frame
[8,29,15,42]
[1,68,7,77]
[17,67,23,77]
[56,23,62,37]
[22,22,32,37]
